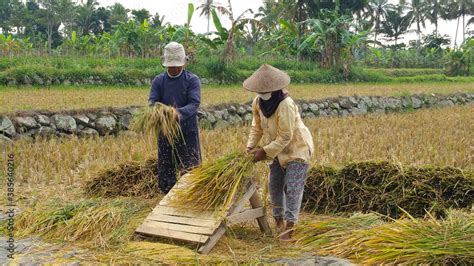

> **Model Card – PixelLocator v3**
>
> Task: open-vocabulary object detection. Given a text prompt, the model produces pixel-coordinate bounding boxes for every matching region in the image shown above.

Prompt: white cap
[162,42,186,67]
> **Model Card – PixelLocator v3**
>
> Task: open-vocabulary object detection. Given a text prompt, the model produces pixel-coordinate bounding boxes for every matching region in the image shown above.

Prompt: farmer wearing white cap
[148,42,202,194]
[245,64,314,241]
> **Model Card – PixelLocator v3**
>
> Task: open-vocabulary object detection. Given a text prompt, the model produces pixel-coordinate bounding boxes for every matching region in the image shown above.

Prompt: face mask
[257,92,272,101]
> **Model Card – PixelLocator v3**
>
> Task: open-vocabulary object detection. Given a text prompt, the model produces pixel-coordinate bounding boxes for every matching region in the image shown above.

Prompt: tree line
[0,0,473,75]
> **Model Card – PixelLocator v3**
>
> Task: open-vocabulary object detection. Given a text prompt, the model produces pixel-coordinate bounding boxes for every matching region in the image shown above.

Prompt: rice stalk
[295,210,474,264]
[4,82,472,113]
[130,103,182,146]
[171,151,255,212]
[294,213,384,248]
[14,198,149,249]
[303,162,474,218]
[83,158,159,198]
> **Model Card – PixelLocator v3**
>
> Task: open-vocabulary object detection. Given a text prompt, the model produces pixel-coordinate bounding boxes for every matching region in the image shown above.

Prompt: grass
[0,81,472,114]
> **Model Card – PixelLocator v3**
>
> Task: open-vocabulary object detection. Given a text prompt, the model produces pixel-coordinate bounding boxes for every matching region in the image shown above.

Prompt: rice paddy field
[0,81,473,264]
[0,81,473,113]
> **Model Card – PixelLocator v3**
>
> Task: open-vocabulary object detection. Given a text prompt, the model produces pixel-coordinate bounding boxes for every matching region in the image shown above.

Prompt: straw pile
[131,103,182,144]
[14,198,148,248]
[295,210,474,264]
[303,161,474,218]
[294,213,384,247]
[84,159,159,198]
[171,152,255,212]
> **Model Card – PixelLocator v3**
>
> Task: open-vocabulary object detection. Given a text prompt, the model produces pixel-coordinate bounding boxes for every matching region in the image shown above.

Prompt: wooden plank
[226,207,265,225]
[159,193,190,207]
[228,182,256,215]
[146,213,221,228]
[151,206,219,220]
[249,190,272,235]
[136,223,210,244]
[198,224,226,254]
[141,220,216,235]
[171,173,193,189]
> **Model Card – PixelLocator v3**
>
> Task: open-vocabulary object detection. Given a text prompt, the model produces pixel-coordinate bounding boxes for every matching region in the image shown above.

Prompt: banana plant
[201,2,254,63]
[0,34,24,61]
[198,8,228,50]
[298,10,366,71]
[260,19,299,57]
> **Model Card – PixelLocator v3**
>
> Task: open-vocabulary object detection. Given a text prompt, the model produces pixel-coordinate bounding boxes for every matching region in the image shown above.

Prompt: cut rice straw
[171,151,255,212]
[131,103,182,145]
[14,198,149,249]
[294,209,474,264]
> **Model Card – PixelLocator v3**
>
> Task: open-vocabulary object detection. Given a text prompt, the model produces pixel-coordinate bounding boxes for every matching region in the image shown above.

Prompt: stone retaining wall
[1,93,472,143]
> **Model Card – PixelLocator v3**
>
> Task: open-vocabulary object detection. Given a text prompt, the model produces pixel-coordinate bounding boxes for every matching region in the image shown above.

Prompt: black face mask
[258,90,289,118]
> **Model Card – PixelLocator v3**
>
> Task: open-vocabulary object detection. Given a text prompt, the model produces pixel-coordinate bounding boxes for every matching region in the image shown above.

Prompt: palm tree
[426,0,450,34]
[107,3,129,29]
[468,16,474,26]
[367,0,395,46]
[131,8,150,24]
[150,12,165,28]
[75,0,99,36]
[381,8,410,45]
[197,0,214,33]
[401,0,430,46]
[445,0,474,47]
[255,0,281,32]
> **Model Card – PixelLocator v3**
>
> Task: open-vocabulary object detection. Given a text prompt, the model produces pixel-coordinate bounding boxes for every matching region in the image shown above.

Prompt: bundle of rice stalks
[303,161,474,218]
[294,213,384,248]
[84,158,159,198]
[311,210,474,264]
[171,151,255,212]
[131,103,182,144]
[14,198,149,249]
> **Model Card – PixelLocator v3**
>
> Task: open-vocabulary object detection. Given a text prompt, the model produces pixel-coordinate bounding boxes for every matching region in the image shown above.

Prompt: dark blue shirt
[148,70,201,131]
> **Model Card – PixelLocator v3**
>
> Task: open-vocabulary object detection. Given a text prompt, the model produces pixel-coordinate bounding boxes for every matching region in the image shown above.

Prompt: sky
[95,0,471,47]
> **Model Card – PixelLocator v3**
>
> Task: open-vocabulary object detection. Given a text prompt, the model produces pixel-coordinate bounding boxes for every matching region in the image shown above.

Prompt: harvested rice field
[1,104,473,264]
[0,81,473,113]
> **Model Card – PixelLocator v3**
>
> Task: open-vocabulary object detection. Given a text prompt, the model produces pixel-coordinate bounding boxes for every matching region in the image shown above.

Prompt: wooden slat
[141,220,216,235]
[249,190,272,235]
[198,224,226,254]
[228,182,256,215]
[226,207,265,225]
[159,193,185,206]
[151,206,219,220]
[136,176,270,253]
[172,173,193,189]
[136,223,210,244]
[146,213,221,228]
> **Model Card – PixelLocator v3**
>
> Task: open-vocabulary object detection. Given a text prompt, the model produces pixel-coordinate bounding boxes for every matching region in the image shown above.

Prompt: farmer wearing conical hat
[148,42,202,194]
[245,64,314,241]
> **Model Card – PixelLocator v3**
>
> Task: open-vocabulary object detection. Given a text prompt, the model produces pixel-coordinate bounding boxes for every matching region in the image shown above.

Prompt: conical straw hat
[243,64,290,93]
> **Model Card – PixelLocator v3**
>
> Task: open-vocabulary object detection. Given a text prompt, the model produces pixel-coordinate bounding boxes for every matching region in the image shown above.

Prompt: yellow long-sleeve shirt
[246,96,314,167]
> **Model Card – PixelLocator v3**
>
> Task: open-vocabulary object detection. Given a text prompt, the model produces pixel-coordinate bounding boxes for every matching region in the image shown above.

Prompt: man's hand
[253,148,267,162]
[173,108,181,122]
